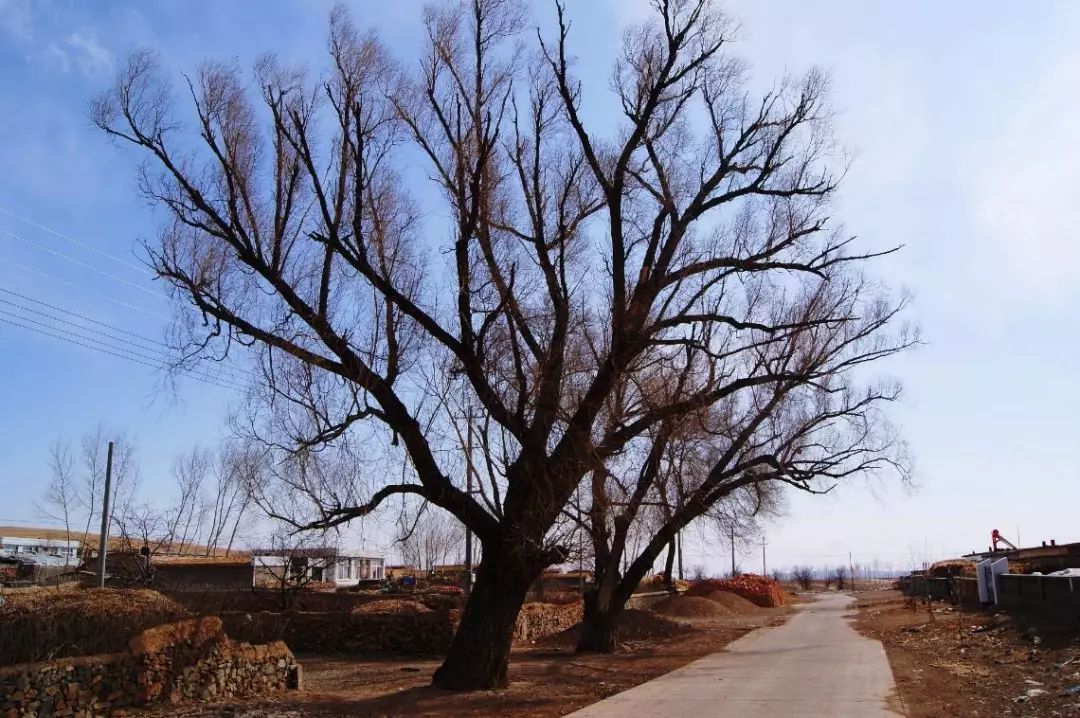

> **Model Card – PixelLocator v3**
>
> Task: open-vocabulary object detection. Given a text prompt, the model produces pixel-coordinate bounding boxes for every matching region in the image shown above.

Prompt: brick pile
[687,575,785,608]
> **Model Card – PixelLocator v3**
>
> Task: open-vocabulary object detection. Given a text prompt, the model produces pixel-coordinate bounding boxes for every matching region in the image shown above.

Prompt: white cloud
[64,31,112,76]
[0,0,32,42]
[969,47,1080,301]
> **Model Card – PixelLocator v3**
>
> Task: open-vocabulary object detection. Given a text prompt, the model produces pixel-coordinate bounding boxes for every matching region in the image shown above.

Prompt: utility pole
[96,441,114,589]
[849,551,856,593]
[730,525,736,576]
[676,530,684,581]
[760,537,767,576]
[463,415,474,595]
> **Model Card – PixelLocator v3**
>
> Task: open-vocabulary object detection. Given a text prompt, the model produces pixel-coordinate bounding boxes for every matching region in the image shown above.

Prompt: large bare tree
[93,0,910,689]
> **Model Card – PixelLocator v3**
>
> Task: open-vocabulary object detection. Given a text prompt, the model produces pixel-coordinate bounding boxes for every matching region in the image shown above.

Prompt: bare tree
[833,565,847,591]
[38,441,78,557]
[93,0,911,689]
[253,532,323,610]
[792,566,814,591]
[37,427,138,558]
[202,444,255,556]
[398,501,465,573]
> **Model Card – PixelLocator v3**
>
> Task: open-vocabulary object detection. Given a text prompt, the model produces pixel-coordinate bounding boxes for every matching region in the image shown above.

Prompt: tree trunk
[431,547,534,690]
[662,537,676,591]
[576,586,625,653]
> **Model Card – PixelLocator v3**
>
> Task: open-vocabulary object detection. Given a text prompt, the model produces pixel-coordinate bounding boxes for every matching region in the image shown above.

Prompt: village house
[252,546,385,588]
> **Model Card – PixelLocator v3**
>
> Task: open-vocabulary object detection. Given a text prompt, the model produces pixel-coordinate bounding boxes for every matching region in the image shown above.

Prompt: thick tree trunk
[431,547,534,690]
[576,586,625,653]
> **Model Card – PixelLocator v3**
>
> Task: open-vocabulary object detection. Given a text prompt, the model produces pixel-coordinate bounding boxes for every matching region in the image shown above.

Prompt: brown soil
[539,608,687,648]
[650,595,731,618]
[697,590,761,615]
[350,599,432,615]
[857,589,1080,717]
[134,606,789,717]
[0,584,191,664]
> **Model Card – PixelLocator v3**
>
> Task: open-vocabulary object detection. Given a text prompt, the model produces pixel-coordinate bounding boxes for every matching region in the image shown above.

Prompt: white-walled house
[0,535,80,563]
[252,547,384,587]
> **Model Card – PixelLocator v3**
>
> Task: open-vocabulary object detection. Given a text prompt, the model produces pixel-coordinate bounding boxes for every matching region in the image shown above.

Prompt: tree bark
[576,586,625,653]
[432,545,535,690]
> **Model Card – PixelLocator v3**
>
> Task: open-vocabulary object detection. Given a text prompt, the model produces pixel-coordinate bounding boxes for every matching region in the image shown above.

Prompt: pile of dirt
[351,598,432,615]
[612,609,687,641]
[697,590,761,615]
[0,584,191,665]
[650,595,732,618]
[539,608,688,648]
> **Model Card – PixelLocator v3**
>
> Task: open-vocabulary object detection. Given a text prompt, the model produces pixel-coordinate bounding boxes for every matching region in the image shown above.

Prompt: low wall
[0,617,298,717]
[220,611,458,656]
[220,600,584,656]
[168,589,459,614]
[512,602,582,644]
[997,574,1080,623]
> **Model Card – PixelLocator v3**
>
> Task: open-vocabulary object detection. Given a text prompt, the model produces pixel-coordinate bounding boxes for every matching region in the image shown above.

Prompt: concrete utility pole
[760,537,767,576]
[849,551,856,593]
[96,441,114,589]
[730,525,736,576]
[676,530,684,581]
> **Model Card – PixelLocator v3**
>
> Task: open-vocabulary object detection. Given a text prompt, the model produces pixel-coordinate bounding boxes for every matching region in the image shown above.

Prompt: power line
[1,229,165,301]
[0,314,243,392]
[0,205,153,276]
[0,259,170,321]
[0,288,257,385]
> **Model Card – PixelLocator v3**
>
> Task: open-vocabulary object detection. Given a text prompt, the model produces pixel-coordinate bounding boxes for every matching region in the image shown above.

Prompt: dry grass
[0,584,190,666]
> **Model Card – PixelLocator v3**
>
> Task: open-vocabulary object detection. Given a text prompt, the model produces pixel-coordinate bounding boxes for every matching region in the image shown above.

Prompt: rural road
[564,592,902,717]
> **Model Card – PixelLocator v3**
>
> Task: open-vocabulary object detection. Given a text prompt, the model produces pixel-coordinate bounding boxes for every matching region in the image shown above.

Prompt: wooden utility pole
[96,441,114,589]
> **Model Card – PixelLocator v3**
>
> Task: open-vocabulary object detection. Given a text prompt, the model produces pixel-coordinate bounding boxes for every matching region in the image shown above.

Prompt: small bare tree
[792,566,814,591]
[833,566,847,591]
[398,501,465,574]
[38,441,78,557]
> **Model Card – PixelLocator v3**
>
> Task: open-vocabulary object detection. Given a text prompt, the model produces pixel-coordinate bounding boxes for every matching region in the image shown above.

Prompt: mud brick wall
[512,602,583,644]
[0,617,299,717]
[219,610,459,656]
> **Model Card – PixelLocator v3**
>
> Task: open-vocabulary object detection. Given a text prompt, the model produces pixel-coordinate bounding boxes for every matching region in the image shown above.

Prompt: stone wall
[512,602,583,644]
[218,600,583,656]
[167,589,458,614]
[219,610,459,656]
[0,617,299,717]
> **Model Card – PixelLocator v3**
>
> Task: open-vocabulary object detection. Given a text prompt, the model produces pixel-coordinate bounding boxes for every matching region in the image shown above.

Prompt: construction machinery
[991,528,1017,552]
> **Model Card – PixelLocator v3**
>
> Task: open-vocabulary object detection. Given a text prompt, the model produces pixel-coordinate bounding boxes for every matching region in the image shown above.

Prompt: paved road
[564,592,902,717]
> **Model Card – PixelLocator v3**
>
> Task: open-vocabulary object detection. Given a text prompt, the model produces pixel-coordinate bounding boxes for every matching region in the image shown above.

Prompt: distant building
[252,547,384,588]
[0,535,80,562]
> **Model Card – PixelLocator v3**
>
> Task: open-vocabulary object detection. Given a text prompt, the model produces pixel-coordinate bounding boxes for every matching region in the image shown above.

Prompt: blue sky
[1,0,1078,572]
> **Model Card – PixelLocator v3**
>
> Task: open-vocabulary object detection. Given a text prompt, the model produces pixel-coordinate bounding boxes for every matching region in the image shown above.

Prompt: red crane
[991,529,1017,552]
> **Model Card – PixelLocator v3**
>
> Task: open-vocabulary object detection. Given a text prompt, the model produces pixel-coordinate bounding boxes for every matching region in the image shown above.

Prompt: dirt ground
[136,606,788,718]
[857,589,1080,717]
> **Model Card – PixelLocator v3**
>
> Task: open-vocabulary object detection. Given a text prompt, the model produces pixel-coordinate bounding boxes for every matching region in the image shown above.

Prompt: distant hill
[0,525,247,558]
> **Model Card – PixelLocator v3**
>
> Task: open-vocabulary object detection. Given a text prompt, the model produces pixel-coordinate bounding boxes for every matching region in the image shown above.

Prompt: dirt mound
[0,584,191,665]
[540,608,688,648]
[351,598,432,615]
[697,590,761,614]
[650,595,731,618]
